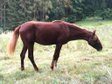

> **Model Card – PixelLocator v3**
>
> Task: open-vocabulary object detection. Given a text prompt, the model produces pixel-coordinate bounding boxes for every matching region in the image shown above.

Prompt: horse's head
[88,30,102,51]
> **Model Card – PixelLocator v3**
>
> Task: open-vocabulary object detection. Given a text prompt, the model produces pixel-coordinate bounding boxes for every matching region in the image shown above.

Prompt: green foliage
[100,8,112,20]
[63,14,76,23]
[48,0,65,20]
[0,0,112,30]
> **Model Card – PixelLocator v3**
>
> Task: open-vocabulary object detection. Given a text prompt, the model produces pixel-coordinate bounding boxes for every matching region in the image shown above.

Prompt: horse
[7,20,102,71]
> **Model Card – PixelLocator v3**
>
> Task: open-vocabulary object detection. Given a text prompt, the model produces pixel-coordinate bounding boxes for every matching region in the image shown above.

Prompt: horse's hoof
[21,68,24,71]
[50,66,54,70]
[34,68,39,72]
[35,69,39,72]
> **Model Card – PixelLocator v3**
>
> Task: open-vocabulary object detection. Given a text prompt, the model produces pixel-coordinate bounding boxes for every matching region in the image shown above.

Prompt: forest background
[0,0,112,31]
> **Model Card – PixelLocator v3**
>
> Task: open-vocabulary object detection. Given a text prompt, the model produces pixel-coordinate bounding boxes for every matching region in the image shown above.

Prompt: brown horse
[7,20,102,71]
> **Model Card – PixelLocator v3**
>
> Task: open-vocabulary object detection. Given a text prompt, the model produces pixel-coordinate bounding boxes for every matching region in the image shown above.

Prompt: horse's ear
[92,30,97,40]
[93,30,96,36]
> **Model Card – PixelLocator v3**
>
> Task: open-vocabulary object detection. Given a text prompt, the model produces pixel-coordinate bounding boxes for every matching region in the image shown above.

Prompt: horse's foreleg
[51,44,62,70]
[20,45,27,71]
[28,43,39,71]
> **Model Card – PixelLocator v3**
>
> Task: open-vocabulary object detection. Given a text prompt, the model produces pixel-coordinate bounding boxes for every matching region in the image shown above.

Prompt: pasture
[0,20,112,84]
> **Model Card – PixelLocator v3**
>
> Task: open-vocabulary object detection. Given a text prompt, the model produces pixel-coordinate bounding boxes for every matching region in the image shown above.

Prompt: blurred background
[0,0,112,31]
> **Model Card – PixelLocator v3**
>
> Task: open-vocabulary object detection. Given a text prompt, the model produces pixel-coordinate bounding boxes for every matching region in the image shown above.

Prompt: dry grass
[0,20,112,84]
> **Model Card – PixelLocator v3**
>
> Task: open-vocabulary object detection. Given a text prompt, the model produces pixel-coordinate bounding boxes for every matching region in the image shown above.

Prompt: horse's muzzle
[97,45,103,51]
[97,48,102,51]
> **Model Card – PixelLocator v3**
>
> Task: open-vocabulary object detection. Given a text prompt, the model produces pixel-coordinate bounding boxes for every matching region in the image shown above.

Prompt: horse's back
[33,21,68,44]
[19,21,70,45]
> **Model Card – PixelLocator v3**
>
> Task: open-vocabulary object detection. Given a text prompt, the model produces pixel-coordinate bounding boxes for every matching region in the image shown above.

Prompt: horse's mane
[52,20,88,32]
[63,22,82,30]
[63,21,93,35]
[29,20,91,33]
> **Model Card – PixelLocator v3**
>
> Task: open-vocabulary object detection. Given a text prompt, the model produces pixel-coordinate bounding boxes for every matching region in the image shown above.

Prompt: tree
[0,0,112,31]
[6,0,52,29]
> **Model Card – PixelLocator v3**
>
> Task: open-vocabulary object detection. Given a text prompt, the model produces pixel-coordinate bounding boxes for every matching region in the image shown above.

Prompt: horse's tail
[7,26,21,56]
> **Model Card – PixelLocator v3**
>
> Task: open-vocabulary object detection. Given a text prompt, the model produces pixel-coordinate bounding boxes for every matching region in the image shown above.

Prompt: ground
[0,20,112,84]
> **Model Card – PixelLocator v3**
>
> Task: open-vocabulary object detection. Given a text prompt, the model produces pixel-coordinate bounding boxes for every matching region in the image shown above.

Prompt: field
[0,20,112,84]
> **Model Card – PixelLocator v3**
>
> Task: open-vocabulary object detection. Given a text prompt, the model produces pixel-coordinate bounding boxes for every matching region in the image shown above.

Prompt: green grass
[0,20,112,84]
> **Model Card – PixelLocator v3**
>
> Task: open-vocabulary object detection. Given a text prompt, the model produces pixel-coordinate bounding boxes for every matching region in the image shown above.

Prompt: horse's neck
[68,25,91,41]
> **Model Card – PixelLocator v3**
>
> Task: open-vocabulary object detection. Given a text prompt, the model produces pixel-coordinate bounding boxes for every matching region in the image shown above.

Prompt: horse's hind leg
[28,43,39,71]
[20,45,27,71]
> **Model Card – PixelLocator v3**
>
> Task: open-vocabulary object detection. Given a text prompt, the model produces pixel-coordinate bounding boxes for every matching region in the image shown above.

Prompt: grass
[0,20,112,84]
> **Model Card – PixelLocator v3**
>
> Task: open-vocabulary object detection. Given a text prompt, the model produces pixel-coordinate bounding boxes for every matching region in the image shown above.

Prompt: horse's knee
[20,54,23,60]
[28,55,31,59]
[20,46,27,59]
[28,55,33,61]
[20,53,25,60]
[20,52,23,57]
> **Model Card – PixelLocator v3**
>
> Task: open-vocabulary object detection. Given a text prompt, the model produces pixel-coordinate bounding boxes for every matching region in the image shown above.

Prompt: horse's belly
[35,39,56,45]
[35,35,58,45]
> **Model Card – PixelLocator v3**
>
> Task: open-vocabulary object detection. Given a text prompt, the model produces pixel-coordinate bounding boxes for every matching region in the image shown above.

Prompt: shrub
[100,8,112,20]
